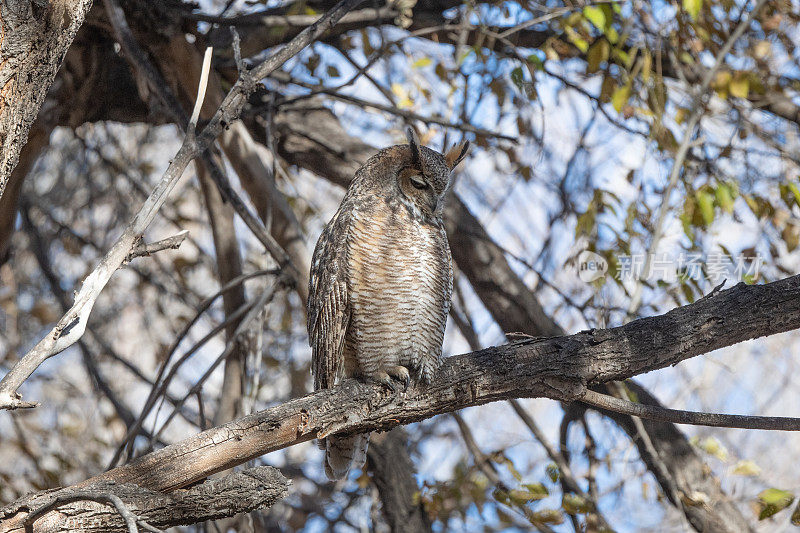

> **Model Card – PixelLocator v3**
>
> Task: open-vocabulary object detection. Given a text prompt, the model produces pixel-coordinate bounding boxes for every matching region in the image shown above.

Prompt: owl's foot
[372,365,411,395]
[387,365,411,392]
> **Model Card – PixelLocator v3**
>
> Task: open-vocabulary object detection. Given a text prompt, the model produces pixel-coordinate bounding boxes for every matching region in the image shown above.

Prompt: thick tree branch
[3,274,798,531]
[270,103,760,531]
[0,467,288,533]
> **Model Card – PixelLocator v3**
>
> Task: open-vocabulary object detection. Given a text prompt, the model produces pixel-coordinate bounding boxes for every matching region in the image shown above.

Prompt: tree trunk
[0,0,93,196]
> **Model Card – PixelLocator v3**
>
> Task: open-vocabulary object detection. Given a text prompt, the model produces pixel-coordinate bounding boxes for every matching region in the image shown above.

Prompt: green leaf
[693,436,728,460]
[575,209,597,237]
[715,184,735,213]
[493,488,510,506]
[509,486,548,504]
[510,66,526,92]
[697,190,715,226]
[641,49,652,82]
[527,54,545,71]
[522,483,549,499]
[683,0,702,20]
[605,26,619,45]
[681,282,696,302]
[562,493,593,514]
[757,488,794,520]
[599,76,616,103]
[788,181,800,206]
[611,82,631,113]
[583,6,607,29]
[529,509,564,525]
[412,57,432,68]
[791,500,800,526]
[571,35,589,53]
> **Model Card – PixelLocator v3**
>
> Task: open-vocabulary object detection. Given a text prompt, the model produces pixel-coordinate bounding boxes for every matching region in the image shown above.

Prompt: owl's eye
[410,175,429,190]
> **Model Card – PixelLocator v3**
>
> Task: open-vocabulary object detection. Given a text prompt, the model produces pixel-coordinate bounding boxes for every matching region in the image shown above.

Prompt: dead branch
[126,231,189,262]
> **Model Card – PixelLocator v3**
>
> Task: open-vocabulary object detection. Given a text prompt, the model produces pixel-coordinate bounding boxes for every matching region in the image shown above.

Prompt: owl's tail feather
[321,433,371,480]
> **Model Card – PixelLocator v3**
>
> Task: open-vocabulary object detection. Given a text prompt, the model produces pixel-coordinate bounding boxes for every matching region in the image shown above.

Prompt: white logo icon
[578,251,608,282]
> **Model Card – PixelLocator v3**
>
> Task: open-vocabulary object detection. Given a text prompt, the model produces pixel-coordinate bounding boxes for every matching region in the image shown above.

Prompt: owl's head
[393,128,469,218]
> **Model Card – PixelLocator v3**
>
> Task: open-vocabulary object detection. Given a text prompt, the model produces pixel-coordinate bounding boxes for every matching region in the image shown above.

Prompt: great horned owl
[307,128,469,479]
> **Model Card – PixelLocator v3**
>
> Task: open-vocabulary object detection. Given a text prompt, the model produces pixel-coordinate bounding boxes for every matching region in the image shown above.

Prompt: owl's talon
[373,372,398,392]
[387,365,411,392]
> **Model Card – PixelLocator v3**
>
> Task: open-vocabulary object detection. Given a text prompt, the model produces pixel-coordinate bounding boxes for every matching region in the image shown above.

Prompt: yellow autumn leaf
[729,73,749,99]
[732,460,761,476]
[683,0,702,20]
[611,83,631,113]
[412,57,432,68]
[391,83,414,109]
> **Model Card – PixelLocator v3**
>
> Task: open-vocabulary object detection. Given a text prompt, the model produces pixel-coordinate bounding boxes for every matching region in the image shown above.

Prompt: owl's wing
[308,209,351,391]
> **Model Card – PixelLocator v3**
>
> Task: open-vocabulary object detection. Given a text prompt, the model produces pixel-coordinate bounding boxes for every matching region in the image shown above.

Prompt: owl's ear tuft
[406,126,422,168]
[445,140,470,170]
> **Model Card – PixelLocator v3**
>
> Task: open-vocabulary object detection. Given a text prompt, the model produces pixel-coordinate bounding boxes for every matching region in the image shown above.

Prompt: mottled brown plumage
[307,129,469,479]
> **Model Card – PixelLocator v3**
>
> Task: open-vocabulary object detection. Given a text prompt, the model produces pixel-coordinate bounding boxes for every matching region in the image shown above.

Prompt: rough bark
[0,0,93,196]
[0,466,288,533]
[3,273,798,531]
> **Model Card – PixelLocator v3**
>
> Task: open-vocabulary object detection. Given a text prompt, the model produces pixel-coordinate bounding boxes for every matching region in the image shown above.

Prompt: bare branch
[188,47,214,135]
[579,388,800,431]
[0,0,367,410]
[126,230,190,261]
[24,492,143,533]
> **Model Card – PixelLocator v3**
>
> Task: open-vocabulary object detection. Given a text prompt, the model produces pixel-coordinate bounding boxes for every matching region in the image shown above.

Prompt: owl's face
[350,129,470,220]
[395,129,469,218]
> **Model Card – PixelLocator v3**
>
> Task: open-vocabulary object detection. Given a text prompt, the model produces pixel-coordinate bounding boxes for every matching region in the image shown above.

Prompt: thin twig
[579,387,800,431]
[126,230,189,262]
[230,27,244,74]
[25,492,142,533]
[188,47,214,135]
[269,71,517,142]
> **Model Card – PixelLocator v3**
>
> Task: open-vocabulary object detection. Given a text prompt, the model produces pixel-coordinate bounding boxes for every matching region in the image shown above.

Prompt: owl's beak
[430,195,440,212]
